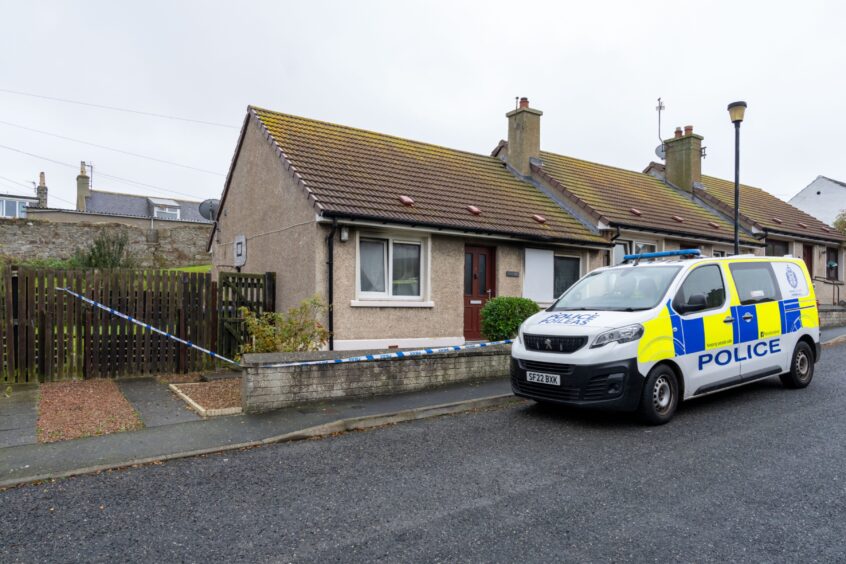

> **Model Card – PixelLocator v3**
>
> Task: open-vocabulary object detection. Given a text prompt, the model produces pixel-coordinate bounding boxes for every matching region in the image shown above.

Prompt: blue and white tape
[57,287,241,367]
[263,339,513,369]
[57,286,514,370]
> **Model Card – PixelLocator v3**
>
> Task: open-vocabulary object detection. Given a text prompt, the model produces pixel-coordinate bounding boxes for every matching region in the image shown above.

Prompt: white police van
[511,250,821,424]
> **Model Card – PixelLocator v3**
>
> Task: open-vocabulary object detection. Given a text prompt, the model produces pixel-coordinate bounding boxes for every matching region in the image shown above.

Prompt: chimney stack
[76,161,90,211]
[505,97,542,177]
[663,125,703,192]
[36,171,48,208]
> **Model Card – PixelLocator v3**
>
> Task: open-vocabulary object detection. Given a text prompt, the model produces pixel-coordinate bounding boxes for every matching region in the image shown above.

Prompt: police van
[511,250,821,424]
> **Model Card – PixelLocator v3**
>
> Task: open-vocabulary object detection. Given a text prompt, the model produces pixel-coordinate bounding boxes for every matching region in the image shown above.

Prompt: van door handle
[723,316,735,324]
[742,312,754,322]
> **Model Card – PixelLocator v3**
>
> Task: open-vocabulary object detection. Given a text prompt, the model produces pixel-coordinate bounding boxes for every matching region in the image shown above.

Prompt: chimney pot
[38,172,46,187]
[684,125,693,136]
[36,171,48,208]
[674,127,683,139]
[519,97,529,109]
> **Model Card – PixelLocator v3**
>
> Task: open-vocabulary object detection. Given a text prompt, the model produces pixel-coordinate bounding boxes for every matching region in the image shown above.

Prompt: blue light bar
[622,249,701,262]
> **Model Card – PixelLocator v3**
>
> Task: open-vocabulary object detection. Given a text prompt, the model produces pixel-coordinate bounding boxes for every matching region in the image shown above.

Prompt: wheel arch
[797,334,817,361]
[651,359,685,399]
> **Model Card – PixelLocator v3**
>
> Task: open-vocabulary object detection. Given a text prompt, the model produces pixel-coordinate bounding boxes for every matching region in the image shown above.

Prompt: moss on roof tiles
[700,175,845,242]
[538,151,756,243]
[251,107,606,243]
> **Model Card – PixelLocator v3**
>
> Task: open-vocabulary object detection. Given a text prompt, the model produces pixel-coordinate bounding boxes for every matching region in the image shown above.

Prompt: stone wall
[0,218,211,267]
[820,306,846,329]
[241,345,511,413]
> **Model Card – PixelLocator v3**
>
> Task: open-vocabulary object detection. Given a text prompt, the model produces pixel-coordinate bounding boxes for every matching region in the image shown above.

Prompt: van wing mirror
[678,293,708,314]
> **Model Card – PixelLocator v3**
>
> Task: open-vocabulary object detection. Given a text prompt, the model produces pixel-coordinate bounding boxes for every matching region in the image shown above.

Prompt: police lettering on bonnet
[510,250,821,425]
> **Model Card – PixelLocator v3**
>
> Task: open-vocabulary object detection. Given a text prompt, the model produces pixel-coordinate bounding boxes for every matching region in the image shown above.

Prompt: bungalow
[643,128,846,306]
[210,100,769,350]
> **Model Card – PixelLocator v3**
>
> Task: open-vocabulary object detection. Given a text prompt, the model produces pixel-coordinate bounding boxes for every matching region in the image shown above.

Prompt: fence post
[263,272,275,313]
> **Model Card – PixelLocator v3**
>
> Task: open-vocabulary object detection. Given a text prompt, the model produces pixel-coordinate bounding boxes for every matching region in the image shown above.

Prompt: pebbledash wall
[0,218,211,267]
[240,346,511,413]
[820,306,846,329]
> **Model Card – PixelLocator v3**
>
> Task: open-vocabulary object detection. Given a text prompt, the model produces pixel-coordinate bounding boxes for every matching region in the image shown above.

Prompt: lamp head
[727,101,747,124]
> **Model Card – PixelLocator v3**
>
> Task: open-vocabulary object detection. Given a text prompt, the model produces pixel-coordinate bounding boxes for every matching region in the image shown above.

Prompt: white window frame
[154,206,181,220]
[353,230,433,307]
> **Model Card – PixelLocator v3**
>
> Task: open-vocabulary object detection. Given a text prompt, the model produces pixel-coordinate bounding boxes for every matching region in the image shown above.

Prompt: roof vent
[708,221,721,229]
[467,205,482,216]
[798,222,808,229]
[629,208,642,216]
[672,215,684,223]
[532,214,547,224]
[772,217,783,224]
[398,195,415,207]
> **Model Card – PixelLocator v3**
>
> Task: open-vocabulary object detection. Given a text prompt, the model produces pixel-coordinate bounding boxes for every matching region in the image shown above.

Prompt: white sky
[1,0,844,210]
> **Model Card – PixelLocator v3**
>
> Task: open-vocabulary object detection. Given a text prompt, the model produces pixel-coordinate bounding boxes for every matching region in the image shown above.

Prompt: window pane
[674,265,725,311]
[634,242,657,255]
[464,253,472,295]
[360,239,386,293]
[612,242,628,265]
[18,202,27,218]
[478,254,486,295]
[729,263,781,304]
[392,242,420,296]
[554,256,580,297]
[766,240,789,257]
[2,200,15,218]
[827,248,839,280]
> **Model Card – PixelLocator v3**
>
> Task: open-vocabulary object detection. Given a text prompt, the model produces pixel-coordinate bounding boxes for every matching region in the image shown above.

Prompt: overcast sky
[1,0,844,211]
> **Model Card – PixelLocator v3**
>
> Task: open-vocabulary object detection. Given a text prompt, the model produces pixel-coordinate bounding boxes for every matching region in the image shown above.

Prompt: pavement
[0,327,843,488]
[2,337,846,562]
[0,378,514,488]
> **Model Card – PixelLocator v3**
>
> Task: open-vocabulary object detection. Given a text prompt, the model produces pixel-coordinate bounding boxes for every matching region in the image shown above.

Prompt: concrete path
[117,379,200,427]
[0,378,514,488]
[822,325,846,343]
[0,387,38,448]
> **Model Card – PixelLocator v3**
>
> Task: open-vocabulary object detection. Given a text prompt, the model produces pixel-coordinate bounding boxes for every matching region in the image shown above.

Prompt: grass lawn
[168,264,212,273]
[36,380,143,443]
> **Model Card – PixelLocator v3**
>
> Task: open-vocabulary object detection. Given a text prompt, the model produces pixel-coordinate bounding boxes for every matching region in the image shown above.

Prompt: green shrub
[834,210,846,235]
[72,231,136,269]
[480,296,540,341]
[239,295,329,356]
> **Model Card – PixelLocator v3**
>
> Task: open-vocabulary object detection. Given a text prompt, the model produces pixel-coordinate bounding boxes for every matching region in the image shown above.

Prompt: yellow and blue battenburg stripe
[660,296,817,358]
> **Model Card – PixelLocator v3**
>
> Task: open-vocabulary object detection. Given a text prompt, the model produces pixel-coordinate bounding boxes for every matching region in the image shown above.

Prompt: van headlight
[591,324,644,348]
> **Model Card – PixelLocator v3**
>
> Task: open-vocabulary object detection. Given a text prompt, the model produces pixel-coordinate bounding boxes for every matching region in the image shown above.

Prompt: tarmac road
[2,344,846,563]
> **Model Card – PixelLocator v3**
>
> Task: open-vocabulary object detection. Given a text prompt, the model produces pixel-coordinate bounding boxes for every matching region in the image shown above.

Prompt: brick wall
[241,346,511,413]
[0,218,211,267]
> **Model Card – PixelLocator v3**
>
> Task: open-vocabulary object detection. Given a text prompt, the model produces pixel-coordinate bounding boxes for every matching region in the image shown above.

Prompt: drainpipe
[326,219,337,350]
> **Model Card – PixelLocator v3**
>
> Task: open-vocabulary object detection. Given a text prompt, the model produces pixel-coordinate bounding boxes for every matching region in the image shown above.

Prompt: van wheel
[780,341,814,389]
[638,365,678,425]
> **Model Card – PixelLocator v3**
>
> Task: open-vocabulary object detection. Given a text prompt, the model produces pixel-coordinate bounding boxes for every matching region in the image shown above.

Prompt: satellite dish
[655,144,666,160]
[199,199,220,221]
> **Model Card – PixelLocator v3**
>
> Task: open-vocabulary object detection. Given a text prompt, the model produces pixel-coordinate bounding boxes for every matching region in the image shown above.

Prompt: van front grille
[523,334,587,353]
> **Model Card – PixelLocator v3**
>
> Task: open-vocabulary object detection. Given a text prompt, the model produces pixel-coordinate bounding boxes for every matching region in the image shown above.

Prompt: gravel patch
[171,380,240,411]
[155,372,204,385]
[36,380,143,443]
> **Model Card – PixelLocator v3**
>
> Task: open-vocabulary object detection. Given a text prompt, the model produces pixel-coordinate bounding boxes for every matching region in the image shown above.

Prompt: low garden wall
[820,306,846,329]
[240,345,511,413]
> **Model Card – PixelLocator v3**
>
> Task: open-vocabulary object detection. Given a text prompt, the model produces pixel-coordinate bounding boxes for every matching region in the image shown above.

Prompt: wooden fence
[0,266,275,384]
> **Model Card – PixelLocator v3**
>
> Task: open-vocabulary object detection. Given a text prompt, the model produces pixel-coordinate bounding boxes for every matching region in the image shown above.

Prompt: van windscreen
[549,266,681,311]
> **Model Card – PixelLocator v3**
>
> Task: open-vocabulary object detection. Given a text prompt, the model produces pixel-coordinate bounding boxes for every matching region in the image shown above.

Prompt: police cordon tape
[57,287,514,370]
[57,287,241,367]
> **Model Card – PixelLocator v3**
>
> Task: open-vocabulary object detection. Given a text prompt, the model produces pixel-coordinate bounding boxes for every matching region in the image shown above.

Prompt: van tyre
[780,341,814,389]
[638,365,678,425]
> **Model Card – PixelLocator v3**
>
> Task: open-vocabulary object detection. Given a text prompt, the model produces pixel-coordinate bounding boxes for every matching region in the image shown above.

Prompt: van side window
[729,263,782,305]
[672,265,726,314]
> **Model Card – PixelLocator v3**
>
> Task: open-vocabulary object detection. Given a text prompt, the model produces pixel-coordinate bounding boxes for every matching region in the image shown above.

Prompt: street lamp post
[727,101,747,255]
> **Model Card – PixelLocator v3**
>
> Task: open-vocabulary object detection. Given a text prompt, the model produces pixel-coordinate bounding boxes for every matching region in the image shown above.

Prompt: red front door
[464,246,495,340]
[803,244,814,276]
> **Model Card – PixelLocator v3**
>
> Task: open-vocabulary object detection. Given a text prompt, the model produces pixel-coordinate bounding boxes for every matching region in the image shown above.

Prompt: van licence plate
[526,371,560,386]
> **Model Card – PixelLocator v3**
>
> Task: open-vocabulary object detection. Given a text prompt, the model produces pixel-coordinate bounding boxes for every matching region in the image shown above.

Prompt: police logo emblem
[785,265,799,288]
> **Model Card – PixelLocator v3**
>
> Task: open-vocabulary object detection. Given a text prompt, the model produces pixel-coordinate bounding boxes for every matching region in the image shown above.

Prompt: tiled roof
[537,152,752,243]
[698,175,845,243]
[250,107,607,244]
[85,190,211,223]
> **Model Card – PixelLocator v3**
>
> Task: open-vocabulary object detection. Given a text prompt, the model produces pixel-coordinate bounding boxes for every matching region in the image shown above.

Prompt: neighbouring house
[27,162,212,228]
[211,100,774,350]
[789,176,846,227]
[643,127,845,306]
[0,166,214,267]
